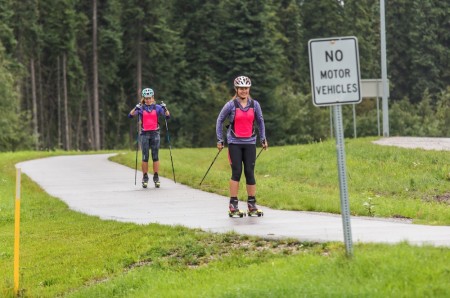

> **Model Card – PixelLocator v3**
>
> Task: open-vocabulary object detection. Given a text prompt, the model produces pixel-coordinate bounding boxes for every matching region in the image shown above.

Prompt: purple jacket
[216,98,266,145]
[128,104,170,131]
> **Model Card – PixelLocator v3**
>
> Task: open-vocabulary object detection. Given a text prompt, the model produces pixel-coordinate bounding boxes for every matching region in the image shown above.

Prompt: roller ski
[142,173,149,188]
[153,173,160,188]
[228,198,245,218]
[247,197,264,217]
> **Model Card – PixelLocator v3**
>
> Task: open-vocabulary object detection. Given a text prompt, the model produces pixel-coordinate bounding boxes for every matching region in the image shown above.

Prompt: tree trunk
[57,56,62,149]
[37,57,45,148]
[134,31,142,144]
[136,31,142,100]
[63,53,71,150]
[30,58,39,150]
[86,85,94,149]
[92,0,101,150]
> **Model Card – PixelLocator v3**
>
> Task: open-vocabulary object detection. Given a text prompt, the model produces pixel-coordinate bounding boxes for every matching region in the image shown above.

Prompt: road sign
[309,36,361,106]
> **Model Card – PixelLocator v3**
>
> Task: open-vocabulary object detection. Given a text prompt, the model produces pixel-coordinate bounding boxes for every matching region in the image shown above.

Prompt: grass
[0,138,449,297]
[113,137,450,225]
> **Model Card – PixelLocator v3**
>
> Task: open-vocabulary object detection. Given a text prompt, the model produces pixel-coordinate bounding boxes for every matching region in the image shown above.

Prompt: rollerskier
[228,198,245,218]
[153,172,160,188]
[247,196,263,217]
[128,87,171,189]
[216,76,268,218]
[142,173,149,188]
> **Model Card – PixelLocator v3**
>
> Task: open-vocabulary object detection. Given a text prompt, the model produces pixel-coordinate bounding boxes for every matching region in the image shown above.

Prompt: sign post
[308,36,361,257]
[14,168,21,295]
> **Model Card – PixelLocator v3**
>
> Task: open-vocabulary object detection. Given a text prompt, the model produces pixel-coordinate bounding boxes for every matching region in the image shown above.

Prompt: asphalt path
[16,137,450,247]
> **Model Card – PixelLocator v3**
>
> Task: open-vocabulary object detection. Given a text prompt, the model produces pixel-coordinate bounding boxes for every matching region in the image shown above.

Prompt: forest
[0,0,448,151]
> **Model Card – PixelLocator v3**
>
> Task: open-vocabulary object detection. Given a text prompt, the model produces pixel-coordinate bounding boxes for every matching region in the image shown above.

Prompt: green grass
[114,137,450,225]
[0,138,449,297]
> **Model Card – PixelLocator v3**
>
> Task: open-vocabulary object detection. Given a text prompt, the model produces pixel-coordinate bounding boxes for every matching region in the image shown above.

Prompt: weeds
[363,197,376,217]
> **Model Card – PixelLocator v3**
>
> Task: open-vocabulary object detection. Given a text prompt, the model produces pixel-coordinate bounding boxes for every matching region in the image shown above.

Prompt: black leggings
[228,143,256,185]
[140,131,160,162]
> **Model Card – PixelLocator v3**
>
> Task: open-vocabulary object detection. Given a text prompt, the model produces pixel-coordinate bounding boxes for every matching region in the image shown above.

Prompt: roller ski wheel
[247,209,264,217]
[228,209,246,218]
[154,181,161,188]
[142,174,149,188]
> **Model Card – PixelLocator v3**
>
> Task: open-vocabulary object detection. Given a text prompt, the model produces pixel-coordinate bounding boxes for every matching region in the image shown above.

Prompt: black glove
[261,139,268,149]
[160,101,167,110]
[135,103,141,109]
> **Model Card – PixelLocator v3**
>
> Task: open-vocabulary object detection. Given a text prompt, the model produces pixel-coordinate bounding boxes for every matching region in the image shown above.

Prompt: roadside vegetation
[1,138,449,297]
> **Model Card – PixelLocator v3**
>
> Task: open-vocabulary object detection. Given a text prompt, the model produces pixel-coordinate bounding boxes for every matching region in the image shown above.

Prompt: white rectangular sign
[308,36,361,106]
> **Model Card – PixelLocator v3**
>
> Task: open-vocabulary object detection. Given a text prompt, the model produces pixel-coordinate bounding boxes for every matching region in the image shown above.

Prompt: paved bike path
[16,139,450,247]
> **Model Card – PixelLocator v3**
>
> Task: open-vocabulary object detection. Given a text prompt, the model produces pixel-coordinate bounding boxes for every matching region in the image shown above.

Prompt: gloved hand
[261,139,268,150]
[160,101,167,110]
[135,103,141,109]
[217,140,224,151]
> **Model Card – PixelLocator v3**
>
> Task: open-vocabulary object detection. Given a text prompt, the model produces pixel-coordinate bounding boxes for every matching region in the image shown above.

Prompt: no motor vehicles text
[320,68,351,79]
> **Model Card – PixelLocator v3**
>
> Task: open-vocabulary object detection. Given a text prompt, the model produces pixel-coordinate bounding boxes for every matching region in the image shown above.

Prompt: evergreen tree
[341,0,380,79]
[0,43,33,150]
[276,0,308,93]
[386,0,449,103]
[97,0,127,148]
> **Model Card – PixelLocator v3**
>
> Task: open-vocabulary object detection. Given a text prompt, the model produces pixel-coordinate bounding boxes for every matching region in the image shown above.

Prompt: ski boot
[142,173,149,188]
[228,198,245,218]
[247,197,264,217]
[153,173,160,188]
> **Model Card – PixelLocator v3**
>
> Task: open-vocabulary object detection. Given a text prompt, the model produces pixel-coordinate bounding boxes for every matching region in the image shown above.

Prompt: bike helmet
[234,76,251,87]
[141,88,154,98]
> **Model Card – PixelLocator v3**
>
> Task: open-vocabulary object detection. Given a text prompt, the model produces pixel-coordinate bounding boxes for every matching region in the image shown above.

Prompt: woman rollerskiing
[216,76,268,217]
[129,87,170,188]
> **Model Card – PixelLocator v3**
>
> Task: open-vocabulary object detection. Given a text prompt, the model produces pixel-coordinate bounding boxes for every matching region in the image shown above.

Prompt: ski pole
[162,102,176,183]
[256,139,268,161]
[134,119,140,185]
[199,149,222,186]
[256,147,264,161]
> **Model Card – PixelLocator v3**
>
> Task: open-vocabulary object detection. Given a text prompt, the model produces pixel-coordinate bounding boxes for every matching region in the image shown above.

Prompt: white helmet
[141,88,154,98]
[234,76,251,87]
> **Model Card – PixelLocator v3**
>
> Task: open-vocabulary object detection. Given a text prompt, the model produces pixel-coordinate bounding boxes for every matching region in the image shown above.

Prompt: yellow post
[13,168,21,296]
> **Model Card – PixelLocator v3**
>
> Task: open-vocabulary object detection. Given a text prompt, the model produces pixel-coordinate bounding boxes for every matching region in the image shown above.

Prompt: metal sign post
[309,36,361,257]
[333,106,353,256]
[380,0,390,137]
[14,168,21,295]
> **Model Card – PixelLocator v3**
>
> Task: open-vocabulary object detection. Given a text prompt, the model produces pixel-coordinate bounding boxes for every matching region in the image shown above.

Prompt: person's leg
[152,161,160,174]
[242,144,256,194]
[228,144,243,212]
[230,180,239,197]
[228,144,243,197]
[242,144,259,211]
[246,184,256,196]
[150,133,161,184]
[141,134,150,186]
[142,162,149,175]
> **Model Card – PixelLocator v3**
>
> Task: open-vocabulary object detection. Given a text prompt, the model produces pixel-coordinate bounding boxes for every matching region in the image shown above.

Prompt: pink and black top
[216,98,266,145]
[128,104,170,133]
